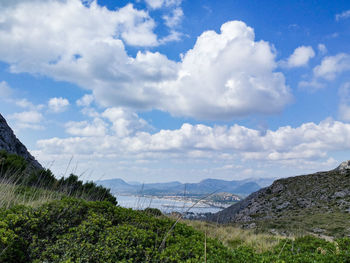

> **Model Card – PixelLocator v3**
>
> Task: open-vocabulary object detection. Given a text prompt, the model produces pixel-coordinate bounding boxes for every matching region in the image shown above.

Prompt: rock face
[336,160,350,174]
[0,113,42,169]
[211,163,350,224]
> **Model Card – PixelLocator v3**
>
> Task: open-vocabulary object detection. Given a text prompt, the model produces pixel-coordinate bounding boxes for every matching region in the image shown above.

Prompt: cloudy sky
[1,0,350,183]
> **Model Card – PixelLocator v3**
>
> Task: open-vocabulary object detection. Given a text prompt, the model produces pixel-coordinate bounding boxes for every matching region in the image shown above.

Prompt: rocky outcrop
[211,162,350,224]
[336,160,350,174]
[0,113,42,169]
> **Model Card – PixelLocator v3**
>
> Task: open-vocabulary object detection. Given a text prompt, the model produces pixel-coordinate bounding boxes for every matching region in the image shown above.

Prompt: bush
[0,198,234,262]
[143,207,163,216]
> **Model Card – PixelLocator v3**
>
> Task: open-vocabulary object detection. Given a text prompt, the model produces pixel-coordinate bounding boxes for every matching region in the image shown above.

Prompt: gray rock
[271,182,284,193]
[243,222,256,229]
[269,229,279,235]
[276,201,290,210]
[333,191,349,199]
[312,228,325,234]
[0,113,42,169]
[336,160,350,174]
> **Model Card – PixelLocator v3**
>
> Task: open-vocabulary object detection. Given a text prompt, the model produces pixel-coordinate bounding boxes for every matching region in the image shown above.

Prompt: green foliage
[1,198,350,262]
[143,207,163,216]
[0,198,233,262]
[0,150,27,181]
[0,151,116,205]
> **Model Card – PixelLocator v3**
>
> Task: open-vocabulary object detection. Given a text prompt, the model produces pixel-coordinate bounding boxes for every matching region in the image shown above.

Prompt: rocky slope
[0,113,42,169]
[211,162,350,228]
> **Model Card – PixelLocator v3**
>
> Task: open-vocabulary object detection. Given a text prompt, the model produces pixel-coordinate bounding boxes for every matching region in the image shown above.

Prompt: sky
[1,0,350,183]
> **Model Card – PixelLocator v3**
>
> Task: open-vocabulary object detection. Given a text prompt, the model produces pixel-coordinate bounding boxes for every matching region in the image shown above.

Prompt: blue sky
[1,0,350,183]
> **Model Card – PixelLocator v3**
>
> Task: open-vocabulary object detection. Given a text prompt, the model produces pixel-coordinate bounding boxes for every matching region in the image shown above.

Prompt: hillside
[211,161,350,237]
[0,113,42,169]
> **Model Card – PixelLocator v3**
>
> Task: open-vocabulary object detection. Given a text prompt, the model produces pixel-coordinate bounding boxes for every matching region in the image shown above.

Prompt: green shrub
[143,207,163,217]
[0,198,234,262]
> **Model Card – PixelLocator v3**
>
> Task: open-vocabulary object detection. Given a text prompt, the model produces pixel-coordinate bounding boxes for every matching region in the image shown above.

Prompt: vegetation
[0,198,234,262]
[0,150,116,205]
[183,220,284,253]
[1,198,350,262]
[1,151,350,262]
[251,208,350,239]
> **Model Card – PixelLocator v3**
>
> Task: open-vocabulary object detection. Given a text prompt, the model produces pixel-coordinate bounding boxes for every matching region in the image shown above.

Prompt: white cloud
[0,1,158,50]
[48,97,70,113]
[8,110,44,130]
[285,46,315,68]
[65,118,108,137]
[0,0,291,120]
[313,53,350,80]
[15,98,45,111]
[36,117,350,164]
[336,10,350,21]
[300,53,350,89]
[102,107,149,137]
[162,21,292,119]
[76,94,94,107]
[163,7,183,28]
[0,81,12,98]
[159,30,182,44]
[145,0,182,9]
[33,115,350,181]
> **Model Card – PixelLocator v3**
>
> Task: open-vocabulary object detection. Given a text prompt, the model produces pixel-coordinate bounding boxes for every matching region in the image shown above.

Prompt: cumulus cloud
[65,118,108,137]
[8,110,44,130]
[32,112,350,180]
[299,53,350,89]
[159,30,182,43]
[336,10,350,21]
[163,21,292,119]
[36,117,350,164]
[15,98,45,111]
[313,53,350,80]
[102,107,149,137]
[76,94,94,107]
[48,97,70,113]
[163,7,183,28]
[0,1,291,120]
[145,0,182,9]
[285,46,315,68]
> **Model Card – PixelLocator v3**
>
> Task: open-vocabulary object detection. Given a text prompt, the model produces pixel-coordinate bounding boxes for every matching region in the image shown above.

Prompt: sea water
[116,195,222,214]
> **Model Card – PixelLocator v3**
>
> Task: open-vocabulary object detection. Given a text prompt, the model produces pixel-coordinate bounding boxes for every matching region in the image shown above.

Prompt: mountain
[0,113,42,169]
[97,177,262,197]
[210,161,350,237]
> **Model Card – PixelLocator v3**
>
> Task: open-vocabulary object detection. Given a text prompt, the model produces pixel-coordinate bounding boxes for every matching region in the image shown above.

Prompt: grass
[254,209,350,239]
[182,219,284,253]
[0,179,63,209]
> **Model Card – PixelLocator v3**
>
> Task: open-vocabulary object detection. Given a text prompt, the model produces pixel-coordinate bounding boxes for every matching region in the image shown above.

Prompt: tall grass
[183,219,285,253]
[0,178,62,209]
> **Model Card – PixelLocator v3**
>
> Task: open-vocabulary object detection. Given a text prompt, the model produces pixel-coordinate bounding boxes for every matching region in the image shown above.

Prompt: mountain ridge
[0,113,42,170]
[97,177,275,197]
[209,161,350,236]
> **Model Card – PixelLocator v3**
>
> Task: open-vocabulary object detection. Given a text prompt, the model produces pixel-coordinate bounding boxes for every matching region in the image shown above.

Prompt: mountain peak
[336,160,350,173]
[0,113,42,169]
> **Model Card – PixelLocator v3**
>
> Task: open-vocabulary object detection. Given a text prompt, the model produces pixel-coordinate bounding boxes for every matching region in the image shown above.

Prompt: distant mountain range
[97,177,276,197]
